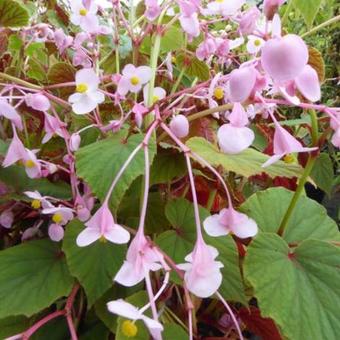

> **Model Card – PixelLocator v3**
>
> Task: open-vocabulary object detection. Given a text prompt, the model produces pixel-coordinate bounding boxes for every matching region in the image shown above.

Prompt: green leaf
[161,26,184,53]
[150,151,186,185]
[62,220,126,307]
[187,137,303,179]
[116,291,150,340]
[177,54,210,81]
[292,0,322,27]
[244,233,340,340]
[0,315,30,338]
[0,0,29,28]
[240,187,339,243]
[0,239,74,318]
[76,132,156,212]
[27,59,46,82]
[163,323,188,340]
[310,152,334,196]
[8,34,23,52]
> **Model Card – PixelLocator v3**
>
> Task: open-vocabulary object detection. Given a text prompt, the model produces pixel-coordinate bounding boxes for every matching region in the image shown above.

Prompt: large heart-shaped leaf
[244,233,340,340]
[76,132,156,212]
[0,0,29,28]
[0,239,74,318]
[186,137,303,179]
[62,220,126,307]
[240,187,339,243]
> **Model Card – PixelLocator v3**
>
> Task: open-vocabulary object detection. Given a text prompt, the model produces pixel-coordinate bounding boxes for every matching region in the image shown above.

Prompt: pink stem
[188,308,193,340]
[65,284,80,340]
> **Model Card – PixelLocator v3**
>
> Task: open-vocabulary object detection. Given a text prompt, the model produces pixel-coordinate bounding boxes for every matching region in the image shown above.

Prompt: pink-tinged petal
[76,68,99,91]
[221,0,245,16]
[48,223,64,242]
[72,95,98,114]
[68,93,82,103]
[228,103,249,127]
[70,133,81,152]
[25,93,50,111]
[107,299,141,320]
[177,263,192,271]
[261,34,308,82]
[229,67,257,103]
[76,227,101,246]
[217,124,254,154]
[42,132,53,144]
[88,90,105,103]
[117,76,130,96]
[80,14,99,33]
[2,133,26,167]
[230,213,258,238]
[122,64,137,77]
[0,99,23,130]
[169,114,189,138]
[141,315,164,331]
[295,65,321,102]
[103,224,130,244]
[114,261,145,287]
[331,129,340,148]
[0,209,14,229]
[203,214,229,237]
[179,14,200,38]
[263,0,286,20]
[279,86,301,106]
[70,14,81,25]
[262,153,284,167]
[136,66,152,84]
[271,14,282,38]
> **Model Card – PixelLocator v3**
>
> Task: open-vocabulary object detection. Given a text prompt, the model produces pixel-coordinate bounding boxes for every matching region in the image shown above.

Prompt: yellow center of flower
[216,0,224,3]
[130,76,140,86]
[254,39,262,47]
[52,213,63,224]
[171,56,177,64]
[283,154,295,164]
[25,159,36,168]
[79,8,88,16]
[214,87,224,100]
[31,199,41,209]
[76,83,88,93]
[152,95,160,103]
[121,320,138,337]
[99,235,107,243]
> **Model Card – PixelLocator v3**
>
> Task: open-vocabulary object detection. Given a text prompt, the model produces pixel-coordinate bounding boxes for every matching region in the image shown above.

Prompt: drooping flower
[294,65,321,102]
[2,130,26,167]
[42,112,65,144]
[0,99,23,130]
[48,223,65,242]
[117,64,152,96]
[76,202,130,246]
[107,299,163,336]
[70,0,99,33]
[0,209,14,229]
[25,93,51,112]
[144,0,161,21]
[68,68,105,115]
[169,114,189,138]
[246,35,265,55]
[24,190,52,209]
[54,28,73,54]
[262,118,318,167]
[196,38,216,61]
[178,0,200,38]
[263,0,286,20]
[114,230,165,287]
[21,149,42,179]
[217,103,255,154]
[239,6,261,35]
[261,34,308,83]
[143,84,166,105]
[69,133,81,152]
[204,206,258,238]
[132,103,148,128]
[178,237,223,298]
[203,0,245,17]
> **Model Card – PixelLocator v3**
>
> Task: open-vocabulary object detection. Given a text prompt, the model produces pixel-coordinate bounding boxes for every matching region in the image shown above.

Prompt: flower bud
[70,133,81,152]
[169,115,189,139]
[25,93,51,112]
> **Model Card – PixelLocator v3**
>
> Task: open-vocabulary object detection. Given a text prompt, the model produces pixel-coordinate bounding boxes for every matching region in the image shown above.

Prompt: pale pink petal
[262,153,284,167]
[88,91,105,103]
[230,213,258,238]
[295,65,321,102]
[76,68,99,91]
[0,209,14,229]
[228,103,249,127]
[114,261,145,287]
[72,95,98,114]
[136,66,152,84]
[48,223,64,242]
[169,114,189,138]
[80,14,99,33]
[179,14,200,38]
[117,76,130,96]
[76,227,101,246]
[103,224,130,244]
[0,99,23,130]
[2,133,26,167]
[229,67,257,103]
[141,315,164,331]
[122,64,137,77]
[68,93,82,103]
[107,299,141,320]
[203,214,229,237]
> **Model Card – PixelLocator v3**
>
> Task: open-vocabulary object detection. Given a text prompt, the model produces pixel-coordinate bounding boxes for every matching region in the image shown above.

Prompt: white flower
[246,35,265,54]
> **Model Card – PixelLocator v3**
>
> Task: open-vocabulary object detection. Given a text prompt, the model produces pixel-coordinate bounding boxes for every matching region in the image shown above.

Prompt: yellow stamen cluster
[254,39,262,47]
[152,95,160,103]
[171,56,177,64]
[216,0,225,3]
[31,199,41,209]
[79,8,88,16]
[130,76,140,86]
[76,83,88,93]
[99,235,107,243]
[121,320,138,337]
[214,87,224,100]
[52,213,63,224]
[25,159,36,168]
[283,154,295,164]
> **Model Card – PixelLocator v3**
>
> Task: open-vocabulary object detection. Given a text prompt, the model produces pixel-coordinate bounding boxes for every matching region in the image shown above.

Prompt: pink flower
[114,231,164,287]
[54,28,73,54]
[2,130,26,167]
[262,118,318,167]
[0,209,14,229]
[76,202,130,246]
[217,103,255,154]
[0,99,23,130]
[294,65,321,102]
[204,0,245,16]
[144,0,161,21]
[169,114,189,139]
[24,190,52,209]
[73,48,92,68]
[263,0,286,20]
[132,103,148,128]
[107,299,163,334]
[239,7,261,35]
[42,113,65,144]
[22,149,42,179]
[70,0,99,33]
[331,128,340,148]
[228,66,257,103]
[261,34,308,83]
[178,1,200,38]
[42,206,74,225]
[68,68,105,114]
[117,64,152,96]
[178,237,223,298]
[204,207,258,238]
[25,93,51,112]
[215,38,230,58]
[196,38,216,61]
[143,84,166,105]
[48,223,64,242]
[69,133,81,152]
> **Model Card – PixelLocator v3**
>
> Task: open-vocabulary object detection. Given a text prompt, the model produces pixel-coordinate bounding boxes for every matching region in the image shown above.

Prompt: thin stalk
[301,15,340,38]
[0,72,42,90]
[281,0,294,25]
